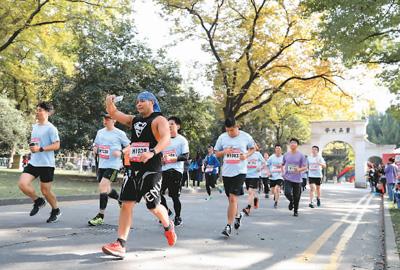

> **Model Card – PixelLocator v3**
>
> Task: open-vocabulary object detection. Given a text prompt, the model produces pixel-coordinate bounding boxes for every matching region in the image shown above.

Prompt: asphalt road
[0,182,384,270]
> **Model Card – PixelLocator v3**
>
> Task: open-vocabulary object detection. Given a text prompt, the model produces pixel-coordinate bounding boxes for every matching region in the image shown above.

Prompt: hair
[275,144,282,148]
[224,117,236,128]
[389,157,395,163]
[168,116,182,126]
[37,101,54,113]
[289,138,300,145]
[312,145,320,152]
[207,145,214,149]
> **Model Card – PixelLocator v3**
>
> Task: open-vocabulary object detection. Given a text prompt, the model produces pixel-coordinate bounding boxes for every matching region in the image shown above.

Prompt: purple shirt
[385,163,398,184]
[283,151,307,183]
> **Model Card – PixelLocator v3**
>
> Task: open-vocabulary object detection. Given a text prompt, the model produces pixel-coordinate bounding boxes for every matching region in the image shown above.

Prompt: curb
[0,187,208,206]
[383,198,400,269]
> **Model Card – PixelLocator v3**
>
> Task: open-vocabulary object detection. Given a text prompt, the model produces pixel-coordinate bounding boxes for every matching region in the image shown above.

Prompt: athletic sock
[117,238,126,247]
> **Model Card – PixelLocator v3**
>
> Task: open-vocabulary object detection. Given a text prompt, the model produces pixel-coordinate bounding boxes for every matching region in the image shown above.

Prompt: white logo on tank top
[134,122,147,138]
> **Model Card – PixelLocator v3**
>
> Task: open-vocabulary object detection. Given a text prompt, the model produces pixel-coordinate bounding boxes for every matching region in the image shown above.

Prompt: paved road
[0,183,384,270]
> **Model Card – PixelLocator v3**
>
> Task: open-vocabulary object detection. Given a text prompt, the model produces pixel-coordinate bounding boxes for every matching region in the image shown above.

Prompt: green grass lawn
[0,168,121,199]
[390,207,400,255]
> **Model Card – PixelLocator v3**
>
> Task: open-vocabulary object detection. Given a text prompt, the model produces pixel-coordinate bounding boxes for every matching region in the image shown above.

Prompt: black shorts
[97,168,119,182]
[120,170,162,209]
[161,169,183,197]
[23,164,55,183]
[270,179,284,187]
[223,174,245,197]
[205,173,217,187]
[245,178,259,190]
[309,177,322,186]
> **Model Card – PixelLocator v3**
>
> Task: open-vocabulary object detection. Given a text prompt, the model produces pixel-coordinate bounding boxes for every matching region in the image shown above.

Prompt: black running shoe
[174,216,183,227]
[309,203,314,208]
[46,208,62,223]
[222,224,232,237]
[288,201,294,211]
[234,212,243,230]
[274,201,278,209]
[30,197,46,216]
[293,211,298,217]
[317,198,321,207]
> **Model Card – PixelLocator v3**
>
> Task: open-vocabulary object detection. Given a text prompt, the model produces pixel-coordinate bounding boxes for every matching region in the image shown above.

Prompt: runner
[88,113,130,226]
[101,91,177,259]
[203,145,221,200]
[307,146,326,208]
[214,118,255,236]
[260,152,270,199]
[17,102,61,223]
[282,138,307,216]
[267,144,284,209]
[160,116,189,227]
[301,157,308,192]
[242,143,265,216]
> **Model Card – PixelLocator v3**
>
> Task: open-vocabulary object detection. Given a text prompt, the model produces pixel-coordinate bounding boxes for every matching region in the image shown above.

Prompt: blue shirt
[215,131,255,177]
[246,151,265,178]
[203,154,220,175]
[267,154,284,180]
[29,122,60,167]
[307,155,326,178]
[162,134,189,173]
[94,128,130,170]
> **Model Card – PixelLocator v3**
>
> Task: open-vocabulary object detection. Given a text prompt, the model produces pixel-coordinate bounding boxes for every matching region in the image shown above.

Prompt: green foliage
[367,111,400,147]
[0,95,29,154]
[302,0,400,94]
[322,141,355,179]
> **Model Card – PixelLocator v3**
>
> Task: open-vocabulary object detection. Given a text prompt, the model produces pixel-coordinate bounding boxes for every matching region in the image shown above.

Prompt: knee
[40,186,50,197]
[228,195,237,204]
[17,179,26,190]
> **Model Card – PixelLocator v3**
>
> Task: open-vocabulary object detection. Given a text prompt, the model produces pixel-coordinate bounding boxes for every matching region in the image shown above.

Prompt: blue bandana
[137,91,161,112]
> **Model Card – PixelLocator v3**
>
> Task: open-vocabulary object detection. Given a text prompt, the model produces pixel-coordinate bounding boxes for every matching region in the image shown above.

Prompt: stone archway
[298,120,395,188]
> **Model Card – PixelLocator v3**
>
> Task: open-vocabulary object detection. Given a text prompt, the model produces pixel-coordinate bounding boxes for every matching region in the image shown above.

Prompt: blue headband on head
[137,91,161,112]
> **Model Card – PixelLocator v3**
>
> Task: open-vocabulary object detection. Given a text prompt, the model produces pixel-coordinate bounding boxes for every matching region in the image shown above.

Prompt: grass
[0,168,121,199]
[389,206,400,255]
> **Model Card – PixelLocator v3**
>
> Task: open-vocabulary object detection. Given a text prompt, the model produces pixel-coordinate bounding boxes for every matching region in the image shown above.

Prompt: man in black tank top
[101,91,177,259]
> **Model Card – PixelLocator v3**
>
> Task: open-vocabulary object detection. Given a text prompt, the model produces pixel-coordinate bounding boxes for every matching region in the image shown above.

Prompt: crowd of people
[367,158,400,208]
[17,91,390,260]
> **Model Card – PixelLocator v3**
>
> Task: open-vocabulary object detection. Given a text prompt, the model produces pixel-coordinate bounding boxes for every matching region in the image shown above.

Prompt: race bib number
[98,145,110,159]
[225,149,241,164]
[272,165,282,173]
[287,164,298,173]
[130,142,150,162]
[163,150,177,164]
[30,138,40,147]
[205,165,214,173]
[309,163,320,171]
[247,159,257,169]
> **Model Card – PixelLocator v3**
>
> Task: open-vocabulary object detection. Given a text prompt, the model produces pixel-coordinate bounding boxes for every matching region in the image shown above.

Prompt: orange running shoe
[164,220,177,246]
[102,240,126,259]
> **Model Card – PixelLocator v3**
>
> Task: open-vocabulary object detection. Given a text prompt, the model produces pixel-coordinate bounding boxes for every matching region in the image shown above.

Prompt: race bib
[98,145,110,159]
[287,164,298,173]
[30,137,40,147]
[225,149,241,164]
[205,165,214,173]
[309,163,320,171]
[130,142,150,162]
[272,164,282,173]
[163,150,177,164]
[247,159,257,169]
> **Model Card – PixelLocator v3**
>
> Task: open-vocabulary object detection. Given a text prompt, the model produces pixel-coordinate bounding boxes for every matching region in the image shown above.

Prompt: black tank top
[130,112,163,172]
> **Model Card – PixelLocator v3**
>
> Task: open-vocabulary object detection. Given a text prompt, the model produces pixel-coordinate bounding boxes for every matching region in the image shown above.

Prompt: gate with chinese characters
[298,120,395,188]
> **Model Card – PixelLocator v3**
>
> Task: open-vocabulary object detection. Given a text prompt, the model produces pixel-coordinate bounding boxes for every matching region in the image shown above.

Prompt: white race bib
[287,164,298,173]
[205,165,214,173]
[130,142,150,162]
[272,164,282,173]
[98,145,110,159]
[247,159,257,169]
[225,149,241,164]
[309,163,320,171]
[163,150,177,164]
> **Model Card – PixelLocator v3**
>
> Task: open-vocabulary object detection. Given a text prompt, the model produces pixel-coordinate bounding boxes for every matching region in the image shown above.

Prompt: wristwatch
[39,147,44,152]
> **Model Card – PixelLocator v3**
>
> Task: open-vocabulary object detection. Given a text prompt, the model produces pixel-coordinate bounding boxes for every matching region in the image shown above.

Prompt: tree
[157,0,348,119]
[0,95,29,155]
[0,0,130,112]
[367,111,400,147]
[302,0,400,103]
